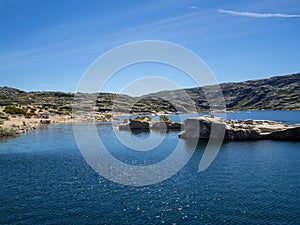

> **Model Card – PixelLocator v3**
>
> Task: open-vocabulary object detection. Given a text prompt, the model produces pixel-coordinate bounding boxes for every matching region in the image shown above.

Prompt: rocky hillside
[145,73,300,112]
[220,72,299,110]
[0,73,299,114]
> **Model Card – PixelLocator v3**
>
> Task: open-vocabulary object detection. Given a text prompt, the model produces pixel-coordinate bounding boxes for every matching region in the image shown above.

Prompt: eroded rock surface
[118,119,182,131]
[179,116,300,141]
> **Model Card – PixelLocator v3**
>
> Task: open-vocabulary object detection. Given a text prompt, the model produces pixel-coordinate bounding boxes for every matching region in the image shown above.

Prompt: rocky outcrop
[118,119,182,131]
[119,119,150,130]
[179,116,300,141]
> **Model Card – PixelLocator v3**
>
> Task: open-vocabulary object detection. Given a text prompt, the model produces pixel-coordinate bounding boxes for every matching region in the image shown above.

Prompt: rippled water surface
[0,111,299,224]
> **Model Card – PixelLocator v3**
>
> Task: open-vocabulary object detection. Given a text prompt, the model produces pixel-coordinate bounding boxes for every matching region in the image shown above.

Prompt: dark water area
[0,111,299,224]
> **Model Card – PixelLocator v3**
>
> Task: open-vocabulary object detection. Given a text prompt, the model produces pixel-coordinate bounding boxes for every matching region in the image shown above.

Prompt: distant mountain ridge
[0,73,299,114]
[146,72,300,111]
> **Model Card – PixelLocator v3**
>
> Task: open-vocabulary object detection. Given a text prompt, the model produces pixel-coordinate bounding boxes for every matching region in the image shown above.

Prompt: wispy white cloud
[189,6,198,10]
[218,9,300,18]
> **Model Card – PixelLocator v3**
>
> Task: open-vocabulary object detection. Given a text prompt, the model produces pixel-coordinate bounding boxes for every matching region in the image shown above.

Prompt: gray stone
[118,119,183,131]
[179,116,300,141]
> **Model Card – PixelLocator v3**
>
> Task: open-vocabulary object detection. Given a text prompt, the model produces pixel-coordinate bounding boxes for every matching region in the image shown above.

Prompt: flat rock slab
[179,116,300,141]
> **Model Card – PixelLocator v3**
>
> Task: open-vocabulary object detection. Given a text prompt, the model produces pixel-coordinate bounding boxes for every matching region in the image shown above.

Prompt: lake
[0,110,299,224]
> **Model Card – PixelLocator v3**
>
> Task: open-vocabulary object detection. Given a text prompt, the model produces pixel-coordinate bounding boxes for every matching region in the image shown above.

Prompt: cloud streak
[218,9,300,18]
[189,6,199,10]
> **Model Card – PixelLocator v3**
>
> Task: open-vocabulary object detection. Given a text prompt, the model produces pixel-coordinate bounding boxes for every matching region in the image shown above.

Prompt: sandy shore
[0,114,74,134]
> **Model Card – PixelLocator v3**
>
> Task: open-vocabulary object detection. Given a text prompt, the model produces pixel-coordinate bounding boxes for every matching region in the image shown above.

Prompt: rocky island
[179,116,300,141]
[118,115,182,131]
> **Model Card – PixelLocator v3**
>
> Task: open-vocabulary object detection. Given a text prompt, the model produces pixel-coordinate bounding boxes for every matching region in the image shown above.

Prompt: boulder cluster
[118,118,182,131]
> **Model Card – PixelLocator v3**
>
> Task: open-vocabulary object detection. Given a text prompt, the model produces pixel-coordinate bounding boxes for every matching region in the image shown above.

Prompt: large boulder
[179,116,226,139]
[118,118,183,131]
[119,119,150,130]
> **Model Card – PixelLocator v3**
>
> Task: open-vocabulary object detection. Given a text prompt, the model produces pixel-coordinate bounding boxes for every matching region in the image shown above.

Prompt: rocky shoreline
[116,115,300,142]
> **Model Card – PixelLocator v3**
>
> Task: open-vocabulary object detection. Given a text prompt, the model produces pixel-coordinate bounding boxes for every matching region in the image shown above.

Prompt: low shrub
[105,114,112,119]
[30,108,36,114]
[134,115,152,121]
[4,106,27,115]
[159,115,171,122]
[0,112,9,120]
[0,127,17,137]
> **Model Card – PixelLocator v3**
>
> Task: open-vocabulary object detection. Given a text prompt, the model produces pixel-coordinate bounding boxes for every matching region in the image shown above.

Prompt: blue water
[0,111,299,224]
[123,110,300,125]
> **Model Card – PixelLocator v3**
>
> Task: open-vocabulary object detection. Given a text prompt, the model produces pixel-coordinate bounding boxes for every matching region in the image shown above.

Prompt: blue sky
[1,0,300,95]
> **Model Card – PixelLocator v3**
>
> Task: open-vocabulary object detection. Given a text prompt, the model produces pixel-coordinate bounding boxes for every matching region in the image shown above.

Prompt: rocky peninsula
[179,116,300,141]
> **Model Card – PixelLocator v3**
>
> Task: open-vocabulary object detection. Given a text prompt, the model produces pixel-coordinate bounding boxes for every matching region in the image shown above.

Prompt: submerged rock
[179,116,300,141]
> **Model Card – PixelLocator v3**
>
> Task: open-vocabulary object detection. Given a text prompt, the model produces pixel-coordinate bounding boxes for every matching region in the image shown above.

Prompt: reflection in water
[129,128,150,136]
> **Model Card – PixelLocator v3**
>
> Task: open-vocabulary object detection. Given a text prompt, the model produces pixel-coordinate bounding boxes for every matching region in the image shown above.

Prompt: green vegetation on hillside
[4,106,27,115]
